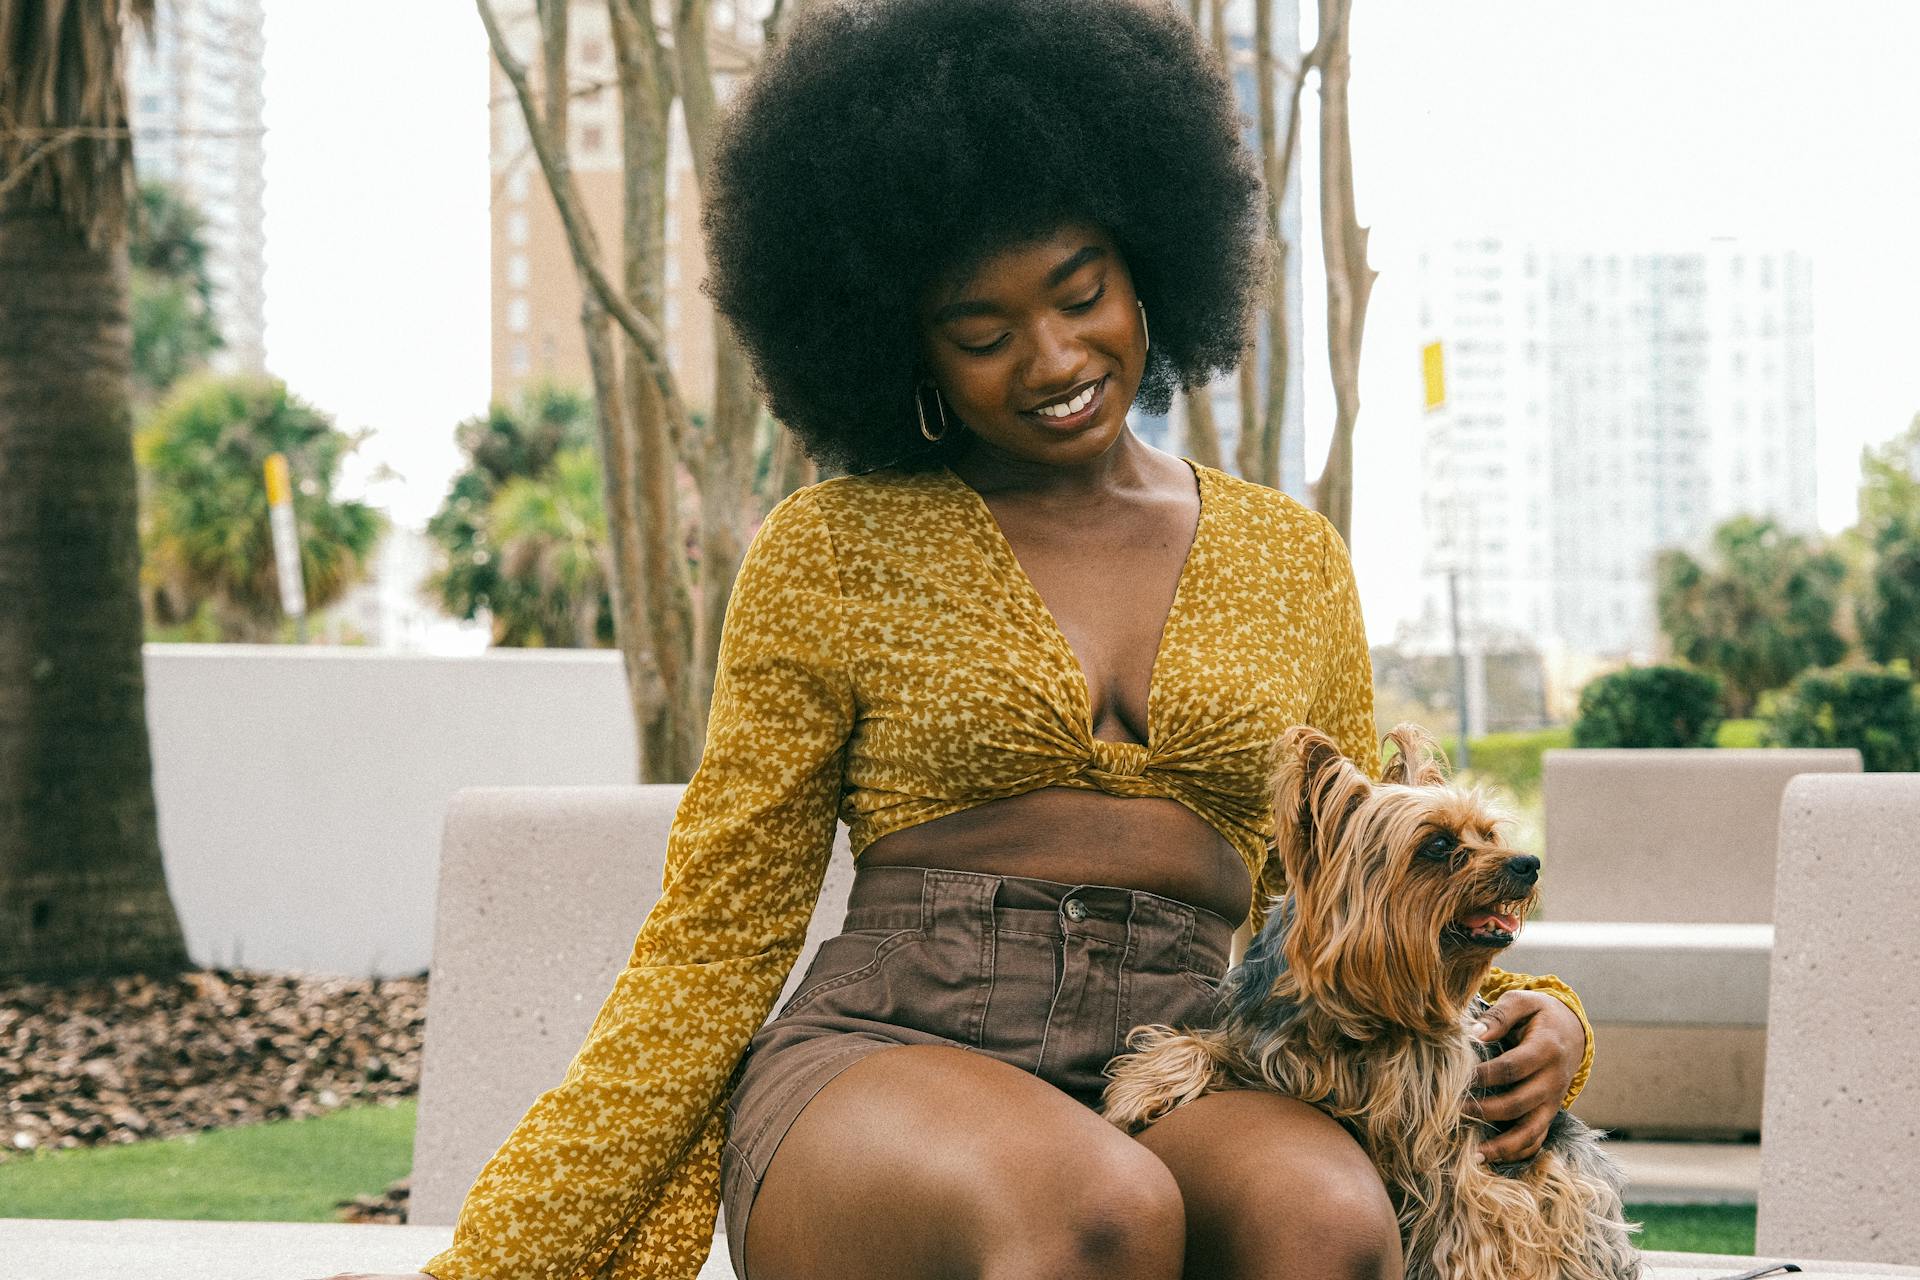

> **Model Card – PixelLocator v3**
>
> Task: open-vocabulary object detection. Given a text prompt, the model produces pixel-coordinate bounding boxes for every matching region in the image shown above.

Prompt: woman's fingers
[1468,1052,1560,1124]
[1466,989,1581,1161]
[1477,1095,1556,1162]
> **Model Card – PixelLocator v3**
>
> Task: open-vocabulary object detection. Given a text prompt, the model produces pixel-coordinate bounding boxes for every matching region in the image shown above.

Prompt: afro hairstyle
[701,0,1269,475]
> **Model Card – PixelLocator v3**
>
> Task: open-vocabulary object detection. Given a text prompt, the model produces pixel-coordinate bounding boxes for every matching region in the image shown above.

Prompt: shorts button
[1063,898,1089,922]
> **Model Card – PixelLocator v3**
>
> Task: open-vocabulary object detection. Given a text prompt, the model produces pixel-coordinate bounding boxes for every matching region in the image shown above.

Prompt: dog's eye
[1418,833,1457,863]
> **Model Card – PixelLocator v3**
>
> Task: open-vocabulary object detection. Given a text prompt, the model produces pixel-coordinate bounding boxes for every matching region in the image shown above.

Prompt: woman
[357,3,1592,1278]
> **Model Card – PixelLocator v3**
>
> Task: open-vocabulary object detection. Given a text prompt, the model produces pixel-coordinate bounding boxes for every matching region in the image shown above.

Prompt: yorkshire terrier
[1102,724,1638,1280]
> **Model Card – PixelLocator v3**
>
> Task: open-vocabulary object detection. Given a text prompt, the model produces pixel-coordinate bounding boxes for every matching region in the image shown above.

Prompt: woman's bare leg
[742,1044,1185,1280]
[1134,1089,1402,1280]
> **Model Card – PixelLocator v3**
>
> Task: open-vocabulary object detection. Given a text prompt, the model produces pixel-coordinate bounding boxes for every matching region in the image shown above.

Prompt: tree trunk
[0,192,191,980]
[1177,0,1224,473]
[483,0,711,780]
[1308,0,1374,544]
[674,0,774,724]
[1182,386,1224,469]
[1237,354,1260,480]
[612,0,702,780]
[479,0,856,780]
[581,291,667,765]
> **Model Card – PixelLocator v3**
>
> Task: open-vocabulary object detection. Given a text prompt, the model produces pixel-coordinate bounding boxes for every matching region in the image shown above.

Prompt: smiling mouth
[1446,903,1526,949]
[1023,376,1107,427]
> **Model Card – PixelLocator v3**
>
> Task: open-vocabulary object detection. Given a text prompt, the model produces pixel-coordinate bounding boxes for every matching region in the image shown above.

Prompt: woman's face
[916,221,1148,467]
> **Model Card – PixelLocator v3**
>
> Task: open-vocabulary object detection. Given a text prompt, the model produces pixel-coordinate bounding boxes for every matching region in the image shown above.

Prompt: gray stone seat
[398,783,1917,1275]
[409,786,861,1228]
[1534,748,1861,1136]
[1758,772,1920,1266]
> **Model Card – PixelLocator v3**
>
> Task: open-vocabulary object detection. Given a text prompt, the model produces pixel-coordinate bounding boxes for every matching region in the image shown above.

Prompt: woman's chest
[834,525,1323,783]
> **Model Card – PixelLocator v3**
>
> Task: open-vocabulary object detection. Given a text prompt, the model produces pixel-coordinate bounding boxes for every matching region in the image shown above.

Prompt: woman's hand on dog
[1466,991,1588,1162]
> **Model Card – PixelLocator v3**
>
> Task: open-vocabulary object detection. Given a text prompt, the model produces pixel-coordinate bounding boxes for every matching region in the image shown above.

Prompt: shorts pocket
[1180,969,1224,1000]
[778,927,921,1019]
[1169,969,1226,1028]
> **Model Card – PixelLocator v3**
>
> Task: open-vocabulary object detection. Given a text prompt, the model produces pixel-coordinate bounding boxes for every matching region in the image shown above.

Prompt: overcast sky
[260,0,1920,643]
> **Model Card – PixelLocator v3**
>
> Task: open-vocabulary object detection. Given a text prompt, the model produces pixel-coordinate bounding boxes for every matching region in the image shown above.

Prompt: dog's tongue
[1459,910,1521,934]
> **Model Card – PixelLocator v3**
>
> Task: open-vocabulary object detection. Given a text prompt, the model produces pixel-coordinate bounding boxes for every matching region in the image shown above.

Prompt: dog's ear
[1379,723,1450,787]
[1269,726,1371,891]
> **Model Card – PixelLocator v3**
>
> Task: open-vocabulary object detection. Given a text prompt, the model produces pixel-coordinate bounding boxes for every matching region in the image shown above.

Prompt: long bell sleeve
[1295,514,1594,1110]
[423,489,855,1280]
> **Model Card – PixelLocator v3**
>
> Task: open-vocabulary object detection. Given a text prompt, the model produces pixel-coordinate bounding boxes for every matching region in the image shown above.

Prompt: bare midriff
[858,785,1253,926]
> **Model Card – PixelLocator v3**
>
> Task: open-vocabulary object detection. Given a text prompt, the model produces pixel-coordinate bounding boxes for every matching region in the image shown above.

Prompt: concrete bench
[1537,748,1861,1137]
[408,786,861,1228]
[1758,772,1920,1266]
[395,784,1917,1276]
[1502,920,1776,1138]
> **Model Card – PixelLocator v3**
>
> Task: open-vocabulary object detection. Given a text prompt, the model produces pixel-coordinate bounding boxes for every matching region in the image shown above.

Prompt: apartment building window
[508,211,529,245]
[508,297,530,333]
[581,124,604,154]
[510,341,531,375]
[508,254,529,287]
[507,166,530,202]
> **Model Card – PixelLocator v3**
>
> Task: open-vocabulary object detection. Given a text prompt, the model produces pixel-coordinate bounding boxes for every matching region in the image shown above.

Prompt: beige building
[488,2,762,413]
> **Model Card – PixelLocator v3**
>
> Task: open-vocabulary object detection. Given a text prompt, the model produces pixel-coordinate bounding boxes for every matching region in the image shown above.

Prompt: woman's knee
[981,1140,1184,1280]
[1274,1161,1401,1277]
[749,1045,1183,1280]
[1136,1090,1400,1279]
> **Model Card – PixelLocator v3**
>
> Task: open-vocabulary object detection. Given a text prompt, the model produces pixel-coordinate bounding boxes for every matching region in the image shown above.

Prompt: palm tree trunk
[0,192,191,981]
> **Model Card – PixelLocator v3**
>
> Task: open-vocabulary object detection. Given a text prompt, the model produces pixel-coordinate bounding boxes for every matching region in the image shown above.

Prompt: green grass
[0,1098,415,1222]
[1626,1202,1758,1254]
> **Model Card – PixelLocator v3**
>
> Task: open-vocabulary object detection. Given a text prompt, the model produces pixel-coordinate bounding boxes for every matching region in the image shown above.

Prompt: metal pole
[1448,566,1472,771]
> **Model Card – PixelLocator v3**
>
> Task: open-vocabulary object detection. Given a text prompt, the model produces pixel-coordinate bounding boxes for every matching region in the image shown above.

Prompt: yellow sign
[264,452,292,507]
[1422,341,1446,411]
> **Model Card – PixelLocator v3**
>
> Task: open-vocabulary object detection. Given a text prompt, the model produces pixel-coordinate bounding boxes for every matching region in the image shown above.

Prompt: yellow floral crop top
[424,458,1592,1280]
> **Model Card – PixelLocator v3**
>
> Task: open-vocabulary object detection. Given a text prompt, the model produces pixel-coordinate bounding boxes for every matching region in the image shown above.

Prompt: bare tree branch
[536,0,568,145]
[475,0,697,448]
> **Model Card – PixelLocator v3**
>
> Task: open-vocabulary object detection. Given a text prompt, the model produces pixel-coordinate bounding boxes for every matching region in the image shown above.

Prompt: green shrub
[1572,665,1724,748]
[1443,727,1572,794]
[1715,718,1766,748]
[1762,665,1920,772]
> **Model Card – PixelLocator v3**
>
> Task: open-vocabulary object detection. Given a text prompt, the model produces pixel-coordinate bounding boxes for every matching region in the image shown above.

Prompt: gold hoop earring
[916,383,948,442]
[1138,300,1150,353]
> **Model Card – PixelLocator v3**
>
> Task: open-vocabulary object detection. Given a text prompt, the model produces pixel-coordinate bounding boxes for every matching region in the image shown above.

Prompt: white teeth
[1037,382,1097,418]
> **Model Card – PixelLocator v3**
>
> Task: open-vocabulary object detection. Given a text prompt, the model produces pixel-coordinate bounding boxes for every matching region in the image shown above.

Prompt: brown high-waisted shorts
[717,864,1236,1278]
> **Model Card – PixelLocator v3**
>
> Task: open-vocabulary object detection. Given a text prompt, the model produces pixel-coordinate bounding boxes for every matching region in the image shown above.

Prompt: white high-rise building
[126,0,269,375]
[1701,242,1817,536]
[1411,240,1554,652]
[1413,238,1816,668]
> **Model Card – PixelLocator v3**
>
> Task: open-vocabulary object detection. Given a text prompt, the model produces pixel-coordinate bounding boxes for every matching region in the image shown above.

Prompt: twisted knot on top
[1087,738,1149,779]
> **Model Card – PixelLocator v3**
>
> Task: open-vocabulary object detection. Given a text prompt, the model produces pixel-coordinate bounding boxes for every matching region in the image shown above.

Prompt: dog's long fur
[1102,724,1639,1280]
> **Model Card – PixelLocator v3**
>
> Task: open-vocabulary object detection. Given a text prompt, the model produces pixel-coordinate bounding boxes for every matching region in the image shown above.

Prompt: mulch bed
[1,967,426,1221]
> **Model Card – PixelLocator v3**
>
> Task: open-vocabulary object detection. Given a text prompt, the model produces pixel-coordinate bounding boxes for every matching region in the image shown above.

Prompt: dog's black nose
[1505,854,1540,883]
